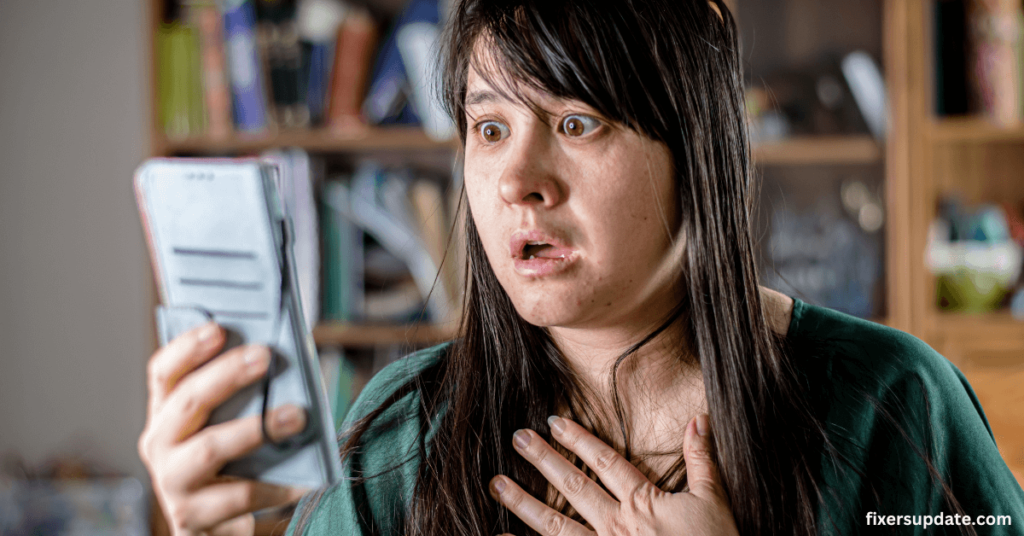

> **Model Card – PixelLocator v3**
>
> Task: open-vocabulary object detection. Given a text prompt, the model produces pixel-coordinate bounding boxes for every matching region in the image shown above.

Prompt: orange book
[327,10,379,131]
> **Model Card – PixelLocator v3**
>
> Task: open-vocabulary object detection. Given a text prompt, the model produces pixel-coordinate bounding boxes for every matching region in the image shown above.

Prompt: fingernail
[197,322,219,342]
[547,415,565,435]
[513,429,531,449]
[492,477,506,495]
[696,414,709,437]
[244,346,270,367]
[275,405,306,435]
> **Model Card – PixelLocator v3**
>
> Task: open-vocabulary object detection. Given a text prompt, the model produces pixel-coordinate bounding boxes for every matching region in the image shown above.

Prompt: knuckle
[531,445,548,465]
[627,482,660,515]
[604,517,629,536]
[503,487,524,511]
[233,481,259,512]
[147,357,169,386]
[544,512,566,535]
[177,391,203,419]
[193,437,219,469]
[594,449,617,472]
[562,472,586,496]
[165,500,191,531]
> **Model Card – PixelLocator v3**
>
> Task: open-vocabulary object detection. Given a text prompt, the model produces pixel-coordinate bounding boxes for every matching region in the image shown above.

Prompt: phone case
[135,158,342,489]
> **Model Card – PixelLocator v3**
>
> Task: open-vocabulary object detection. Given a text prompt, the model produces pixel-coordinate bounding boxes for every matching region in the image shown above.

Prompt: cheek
[463,169,510,266]
[578,149,678,263]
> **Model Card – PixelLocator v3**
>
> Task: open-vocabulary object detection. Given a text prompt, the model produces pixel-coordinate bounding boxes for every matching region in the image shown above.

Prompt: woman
[137,0,1024,534]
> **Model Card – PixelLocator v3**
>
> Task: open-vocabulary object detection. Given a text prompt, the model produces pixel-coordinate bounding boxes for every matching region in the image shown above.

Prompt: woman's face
[462,59,683,332]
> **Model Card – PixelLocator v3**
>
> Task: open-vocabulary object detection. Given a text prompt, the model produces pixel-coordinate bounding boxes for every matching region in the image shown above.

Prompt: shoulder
[344,341,449,429]
[286,343,451,536]
[793,302,1024,529]
[788,299,966,403]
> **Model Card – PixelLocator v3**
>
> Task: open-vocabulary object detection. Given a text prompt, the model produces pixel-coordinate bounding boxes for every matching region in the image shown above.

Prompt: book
[158,19,206,138]
[327,9,379,130]
[409,178,454,304]
[967,0,1024,125]
[321,179,365,321]
[257,0,309,128]
[188,2,233,138]
[323,163,453,322]
[361,0,443,126]
[397,21,456,140]
[223,0,270,132]
[296,0,348,125]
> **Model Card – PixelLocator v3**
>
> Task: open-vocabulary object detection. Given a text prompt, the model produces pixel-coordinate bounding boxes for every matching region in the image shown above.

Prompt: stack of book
[157,0,454,140]
[321,161,459,324]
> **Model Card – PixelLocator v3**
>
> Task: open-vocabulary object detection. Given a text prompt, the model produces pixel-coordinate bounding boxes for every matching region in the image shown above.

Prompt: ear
[708,1,724,22]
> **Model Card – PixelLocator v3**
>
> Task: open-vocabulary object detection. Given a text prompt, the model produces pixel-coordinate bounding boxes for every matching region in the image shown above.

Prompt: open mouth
[522,241,560,260]
[510,230,579,277]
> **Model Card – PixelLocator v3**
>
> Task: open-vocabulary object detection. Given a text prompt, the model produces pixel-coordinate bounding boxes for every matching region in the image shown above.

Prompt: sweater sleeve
[284,344,446,536]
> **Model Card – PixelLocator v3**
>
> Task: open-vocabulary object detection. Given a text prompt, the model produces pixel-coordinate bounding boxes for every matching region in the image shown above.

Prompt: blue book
[362,0,441,125]
[223,0,268,132]
[306,42,330,126]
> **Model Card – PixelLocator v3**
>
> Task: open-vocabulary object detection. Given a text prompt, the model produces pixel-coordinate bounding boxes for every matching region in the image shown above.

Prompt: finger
[510,429,617,527]
[164,405,307,491]
[683,414,724,501]
[546,416,650,502]
[147,322,224,415]
[490,475,594,536]
[175,479,307,532]
[153,345,271,444]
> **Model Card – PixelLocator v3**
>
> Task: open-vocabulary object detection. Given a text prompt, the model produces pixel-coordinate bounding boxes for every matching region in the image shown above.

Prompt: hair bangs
[443,0,670,143]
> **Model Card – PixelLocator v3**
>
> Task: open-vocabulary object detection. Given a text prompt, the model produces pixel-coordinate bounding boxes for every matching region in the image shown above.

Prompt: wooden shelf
[752,135,882,165]
[312,322,458,347]
[926,310,1024,364]
[929,117,1024,144]
[159,126,459,154]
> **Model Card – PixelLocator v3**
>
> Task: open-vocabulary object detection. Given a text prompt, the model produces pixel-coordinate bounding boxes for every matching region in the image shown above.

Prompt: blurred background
[0,0,1022,534]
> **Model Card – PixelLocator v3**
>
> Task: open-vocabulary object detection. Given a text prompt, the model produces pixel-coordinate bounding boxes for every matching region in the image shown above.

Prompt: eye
[477,121,510,143]
[561,114,600,137]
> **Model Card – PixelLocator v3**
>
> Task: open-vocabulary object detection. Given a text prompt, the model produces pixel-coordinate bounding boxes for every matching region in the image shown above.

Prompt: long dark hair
[295,1,969,534]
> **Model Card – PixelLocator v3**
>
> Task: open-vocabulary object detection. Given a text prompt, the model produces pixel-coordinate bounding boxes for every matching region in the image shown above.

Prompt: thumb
[684,414,724,501]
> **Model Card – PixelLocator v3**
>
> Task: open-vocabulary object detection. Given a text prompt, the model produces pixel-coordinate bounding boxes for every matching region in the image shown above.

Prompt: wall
[0,0,150,479]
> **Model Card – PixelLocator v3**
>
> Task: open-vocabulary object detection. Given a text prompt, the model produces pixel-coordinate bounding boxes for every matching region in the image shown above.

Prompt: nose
[497,127,564,208]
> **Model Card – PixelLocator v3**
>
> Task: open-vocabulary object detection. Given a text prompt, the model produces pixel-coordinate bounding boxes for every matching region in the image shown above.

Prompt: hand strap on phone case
[260,221,310,451]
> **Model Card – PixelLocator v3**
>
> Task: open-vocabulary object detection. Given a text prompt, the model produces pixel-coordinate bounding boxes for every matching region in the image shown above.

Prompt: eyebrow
[465,90,505,106]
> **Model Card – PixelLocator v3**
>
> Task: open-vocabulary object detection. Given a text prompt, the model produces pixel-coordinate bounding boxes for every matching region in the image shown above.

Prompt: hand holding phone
[134,158,342,532]
[138,323,308,535]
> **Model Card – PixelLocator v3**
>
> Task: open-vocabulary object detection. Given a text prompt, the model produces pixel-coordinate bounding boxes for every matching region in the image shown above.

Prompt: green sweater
[286,299,1024,535]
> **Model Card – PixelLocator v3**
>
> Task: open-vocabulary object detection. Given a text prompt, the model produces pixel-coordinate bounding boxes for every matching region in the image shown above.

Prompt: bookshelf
[753,135,882,165]
[158,126,458,154]
[895,0,1024,482]
[929,117,1024,143]
[312,321,458,346]
[142,0,1023,533]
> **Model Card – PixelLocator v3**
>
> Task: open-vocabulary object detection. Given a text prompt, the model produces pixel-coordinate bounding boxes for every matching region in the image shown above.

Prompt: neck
[546,310,701,434]
[542,287,794,456]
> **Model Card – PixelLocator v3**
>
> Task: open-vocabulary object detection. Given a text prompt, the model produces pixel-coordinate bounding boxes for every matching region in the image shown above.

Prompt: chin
[506,287,595,328]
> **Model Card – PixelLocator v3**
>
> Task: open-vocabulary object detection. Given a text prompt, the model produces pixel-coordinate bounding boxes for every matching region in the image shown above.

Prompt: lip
[509,229,580,278]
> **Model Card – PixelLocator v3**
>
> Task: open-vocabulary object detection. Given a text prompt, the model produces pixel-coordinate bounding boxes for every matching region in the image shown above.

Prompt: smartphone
[135,158,341,489]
